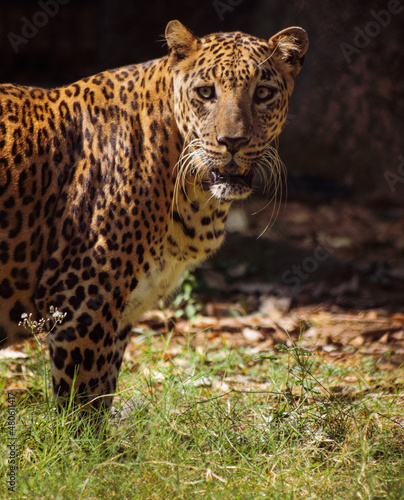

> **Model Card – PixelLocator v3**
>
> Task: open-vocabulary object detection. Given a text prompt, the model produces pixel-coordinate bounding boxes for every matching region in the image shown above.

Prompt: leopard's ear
[165,20,200,66]
[268,27,309,78]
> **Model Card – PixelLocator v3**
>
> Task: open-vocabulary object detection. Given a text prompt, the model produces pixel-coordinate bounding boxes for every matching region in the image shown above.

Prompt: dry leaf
[350,335,365,347]
[0,349,29,360]
[242,328,264,343]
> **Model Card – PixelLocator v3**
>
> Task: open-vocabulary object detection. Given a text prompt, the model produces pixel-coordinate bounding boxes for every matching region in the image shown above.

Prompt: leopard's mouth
[209,168,253,188]
[201,162,254,200]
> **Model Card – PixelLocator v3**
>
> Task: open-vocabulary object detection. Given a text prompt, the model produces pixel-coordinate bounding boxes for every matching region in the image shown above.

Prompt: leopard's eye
[254,86,276,103]
[197,86,215,100]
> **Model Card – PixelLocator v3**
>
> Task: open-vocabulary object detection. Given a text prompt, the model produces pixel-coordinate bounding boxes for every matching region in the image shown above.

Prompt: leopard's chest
[118,194,230,329]
[119,257,189,327]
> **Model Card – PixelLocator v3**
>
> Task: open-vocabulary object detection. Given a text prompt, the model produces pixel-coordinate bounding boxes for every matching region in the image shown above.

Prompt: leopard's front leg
[46,307,132,411]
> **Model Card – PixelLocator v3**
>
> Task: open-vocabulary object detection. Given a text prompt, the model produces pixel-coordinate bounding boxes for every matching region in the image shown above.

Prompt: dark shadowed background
[1,0,403,205]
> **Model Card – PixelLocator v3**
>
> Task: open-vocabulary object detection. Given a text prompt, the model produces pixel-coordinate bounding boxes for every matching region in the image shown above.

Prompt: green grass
[1,332,403,499]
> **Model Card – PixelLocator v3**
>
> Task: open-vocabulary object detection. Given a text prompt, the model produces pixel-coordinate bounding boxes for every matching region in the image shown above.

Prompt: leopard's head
[166,20,309,202]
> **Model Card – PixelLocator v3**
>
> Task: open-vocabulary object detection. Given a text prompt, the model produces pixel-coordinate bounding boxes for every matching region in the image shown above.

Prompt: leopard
[0,20,308,412]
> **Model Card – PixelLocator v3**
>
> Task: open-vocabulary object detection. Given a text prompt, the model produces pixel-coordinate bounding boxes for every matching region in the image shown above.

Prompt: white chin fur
[210,183,253,201]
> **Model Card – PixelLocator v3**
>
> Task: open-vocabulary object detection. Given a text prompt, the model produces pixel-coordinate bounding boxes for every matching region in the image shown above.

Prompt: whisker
[171,136,206,218]
[250,141,286,237]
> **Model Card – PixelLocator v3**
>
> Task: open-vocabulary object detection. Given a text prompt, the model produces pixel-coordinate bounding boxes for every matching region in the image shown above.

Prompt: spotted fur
[0,21,308,410]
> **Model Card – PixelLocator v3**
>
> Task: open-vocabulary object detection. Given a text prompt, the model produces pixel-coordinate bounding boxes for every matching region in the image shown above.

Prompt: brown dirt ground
[130,199,404,386]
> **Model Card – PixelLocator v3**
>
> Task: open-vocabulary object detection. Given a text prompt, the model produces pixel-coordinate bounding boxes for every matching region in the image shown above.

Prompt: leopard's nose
[217,136,250,154]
